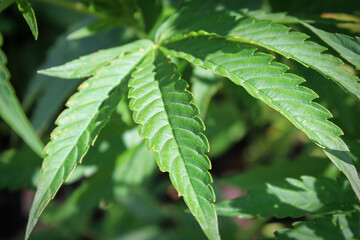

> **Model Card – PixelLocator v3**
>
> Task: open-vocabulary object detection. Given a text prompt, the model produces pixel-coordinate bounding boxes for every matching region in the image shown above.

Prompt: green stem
[0,0,16,12]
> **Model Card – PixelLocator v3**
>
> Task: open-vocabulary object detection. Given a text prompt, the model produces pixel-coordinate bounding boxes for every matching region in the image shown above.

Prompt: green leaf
[275,213,360,240]
[159,6,360,101]
[0,147,41,190]
[162,35,360,200]
[67,19,116,40]
[347,139,360,171]
[25,22,130,135]
[238,9,360,70]
[0,33,44,156]
[221,157,330,190]
[16,0,38,40]
[38,40,153,79]
[113,141,156,186]
[205,99,247,158]
[191,66,222,119]
[128,49,220,240]
[41,137,123,233]
[0,0,16,12]
[302,22,360,70]
[216,176,357,218]
[25,41,153,240]
[239,9,300,24]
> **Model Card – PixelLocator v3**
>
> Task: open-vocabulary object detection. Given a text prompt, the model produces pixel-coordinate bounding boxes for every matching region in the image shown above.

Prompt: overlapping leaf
[157,4,360,101]
[238,9,360,70]
[25,40,153,239]
[302,23,360,70]
[0,33,44,156]
[275,213,360,240]
[128,49,220,240]
[162,35,360,200]
[216,176,357,218]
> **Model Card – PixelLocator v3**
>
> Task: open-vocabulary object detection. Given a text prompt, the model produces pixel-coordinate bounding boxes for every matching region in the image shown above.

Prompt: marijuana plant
[0,0,359,239]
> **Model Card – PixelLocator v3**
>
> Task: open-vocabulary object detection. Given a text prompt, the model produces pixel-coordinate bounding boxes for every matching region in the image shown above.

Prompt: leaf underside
[216,176,357,218]
[128,49,220,240]
[162,35,360,200]
[0,33,44,156]
[25,41,153,239]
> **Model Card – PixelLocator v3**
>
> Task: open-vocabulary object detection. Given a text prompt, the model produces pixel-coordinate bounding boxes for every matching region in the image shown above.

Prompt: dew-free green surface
[0,33,44,156]
[216,176,357,218]
[128,49,220,240]
[25,41,153,239]
[163,35,360,200]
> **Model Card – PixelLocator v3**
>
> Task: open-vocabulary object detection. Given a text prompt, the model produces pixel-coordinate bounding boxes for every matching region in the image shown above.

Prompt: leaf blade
[160,6,360,101]
[216,176,357,218]
[162,35,360,200]
[128,49,220,240]
[302,22,360,70]
[38,40,153,79]
[16,0,38,40]
[25,44,152,239]
[238,9,360,70]
[0,33,44,156]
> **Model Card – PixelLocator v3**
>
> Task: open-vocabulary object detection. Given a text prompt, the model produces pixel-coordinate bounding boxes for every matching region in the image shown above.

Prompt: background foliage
[0,0,359,239]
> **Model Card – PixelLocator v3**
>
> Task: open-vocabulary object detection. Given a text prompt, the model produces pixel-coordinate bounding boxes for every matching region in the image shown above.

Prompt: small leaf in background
[216,176,358,218]
[66,19,116,40]
[221,157,330,190]
[191,66,222,119]
[16,0,38,40]
[0,147,41,190]
[0,33,44,156]
[275,213,360,240]
[0,0,16,12]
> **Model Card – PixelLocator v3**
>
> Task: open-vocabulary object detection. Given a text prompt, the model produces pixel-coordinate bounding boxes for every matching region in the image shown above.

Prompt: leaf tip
[37,68,52,76]
[25,217,35,240]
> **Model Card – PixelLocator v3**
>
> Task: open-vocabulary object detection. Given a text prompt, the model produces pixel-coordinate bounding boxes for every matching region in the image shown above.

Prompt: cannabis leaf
[162,35,360,200]
[128,49,220,240]
[239,9,360,70]
[157,4,360,101]
[25,40,153,239]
